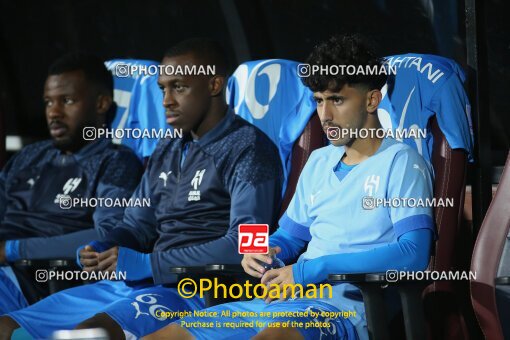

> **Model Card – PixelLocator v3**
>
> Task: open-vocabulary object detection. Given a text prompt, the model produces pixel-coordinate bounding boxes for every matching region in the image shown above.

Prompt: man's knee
[253,327,304,340]
[143,324,194,340]
[0,316,20,340]
[75,313,125,340]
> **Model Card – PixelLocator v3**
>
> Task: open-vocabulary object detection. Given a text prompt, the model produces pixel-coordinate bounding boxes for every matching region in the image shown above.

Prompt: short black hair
[48,52,113,95]
[164,38,228,76]
[48,52,116,126]
[302,34,387,92]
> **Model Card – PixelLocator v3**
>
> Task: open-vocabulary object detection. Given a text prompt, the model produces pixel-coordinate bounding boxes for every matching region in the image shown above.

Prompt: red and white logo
[238,224,269,254]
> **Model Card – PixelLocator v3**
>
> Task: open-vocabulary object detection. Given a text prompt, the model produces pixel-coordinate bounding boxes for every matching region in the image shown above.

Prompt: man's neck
[58,139,93,155]
[342,120,383,165]
[190,102,228,140]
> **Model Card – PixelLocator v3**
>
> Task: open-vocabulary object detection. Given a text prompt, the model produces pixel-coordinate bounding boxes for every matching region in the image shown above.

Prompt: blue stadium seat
[377,53,473,165]
[105,59,168,161]
[227,59,319,195]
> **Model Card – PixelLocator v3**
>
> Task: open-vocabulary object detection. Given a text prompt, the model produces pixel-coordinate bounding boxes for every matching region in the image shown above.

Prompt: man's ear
[366,89,382,114]
[209,75,225,97]
[95,94,113,127]
[96,94,113,115]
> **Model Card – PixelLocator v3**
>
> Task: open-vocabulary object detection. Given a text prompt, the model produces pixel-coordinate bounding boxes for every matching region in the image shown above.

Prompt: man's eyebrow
[325,95,345,100]
[314,94,345,101]
[42,91,76,97]
[157,77,187,86]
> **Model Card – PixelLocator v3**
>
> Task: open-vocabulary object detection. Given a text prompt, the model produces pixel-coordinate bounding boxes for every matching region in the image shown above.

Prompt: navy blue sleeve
[0,152,18,222]
[269,228,306,264]
[293,228,433,285]
[10,147,143,259]
[93,147,144,239]
[150,178,282,284]
[101,170,159,252]
[17,229,100,259]
[150,144,283,284]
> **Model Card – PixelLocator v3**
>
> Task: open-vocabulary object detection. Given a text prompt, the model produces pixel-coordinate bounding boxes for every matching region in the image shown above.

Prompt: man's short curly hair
[302,34,387,92]
[48,52,116,127]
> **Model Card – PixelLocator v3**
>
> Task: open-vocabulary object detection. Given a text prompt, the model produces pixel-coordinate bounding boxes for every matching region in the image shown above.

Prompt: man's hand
[80,245,99,271]
[261,265,295,303]
[0,241,6,264]
[241,246,281,278]
[95,246,119,274]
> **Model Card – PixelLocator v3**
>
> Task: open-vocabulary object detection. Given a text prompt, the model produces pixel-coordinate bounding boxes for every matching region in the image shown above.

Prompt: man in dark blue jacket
[0,39,283,339]
[0,53,143,313]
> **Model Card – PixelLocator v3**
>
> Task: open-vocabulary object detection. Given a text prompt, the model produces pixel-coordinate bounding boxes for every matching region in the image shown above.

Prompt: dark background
[0,0,508,164]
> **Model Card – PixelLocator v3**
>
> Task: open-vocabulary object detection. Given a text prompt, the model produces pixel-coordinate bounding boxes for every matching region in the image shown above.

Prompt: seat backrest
[105,59,168,160]
[280,114,324,215]
[380,54,473,339]
[379,54,472,272]
[419,75,470,340]
[227,59,321,201]
[428,117,469,273]
[470,152,510,340]
[428,116,469,272]
[378,54,473,165]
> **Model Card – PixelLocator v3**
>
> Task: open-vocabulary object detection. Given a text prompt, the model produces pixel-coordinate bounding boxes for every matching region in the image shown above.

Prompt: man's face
[44,70,100,152]
[158,54,213,134]
[314,84,371,147]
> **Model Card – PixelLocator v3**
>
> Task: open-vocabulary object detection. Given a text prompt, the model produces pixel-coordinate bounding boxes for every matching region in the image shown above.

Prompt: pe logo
[238,224,269,254]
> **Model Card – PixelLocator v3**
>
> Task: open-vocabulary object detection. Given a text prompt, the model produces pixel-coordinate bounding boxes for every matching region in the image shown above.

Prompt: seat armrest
[166,266,210,283]
[170,264,254,283]
[328,273,387,283]
[13,259,42,267]
[168,265,245,275]
[496,276,510,285]
[14,258,76,268]
[329,272,433,284]
[48,259,76,267]
[168,266,208,275]
[329,273,390,340]
[328,273,428,340]
[12,258,82,295]
[205,264,245,274]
